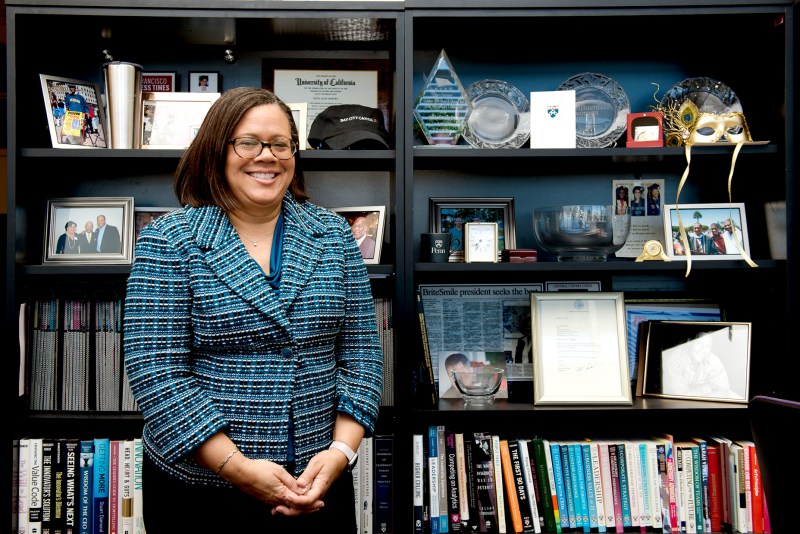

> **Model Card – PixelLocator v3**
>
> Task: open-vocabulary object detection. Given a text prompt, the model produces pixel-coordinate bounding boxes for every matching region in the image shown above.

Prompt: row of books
[354,435,395,534]
[412,428,769,534]
[21,298,136,412]
[15,437,146,534]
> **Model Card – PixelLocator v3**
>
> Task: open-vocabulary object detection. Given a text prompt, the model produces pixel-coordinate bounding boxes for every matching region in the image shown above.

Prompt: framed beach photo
[141,92,220,149]
[531,292,632,405]
[664,203,751,260]
[43,197,134,265]
[141,72,177,92]
[429,197,516,262]
[641,321,751,404]
[286,102,308,150]
[328,206,386,265]
[134,206,179,243]
[39,74,108,149]
[189,71,221,93]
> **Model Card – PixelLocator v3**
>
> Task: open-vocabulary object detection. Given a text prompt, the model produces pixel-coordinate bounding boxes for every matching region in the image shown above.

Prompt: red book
[706,443,723,533]
[749,444,765,533]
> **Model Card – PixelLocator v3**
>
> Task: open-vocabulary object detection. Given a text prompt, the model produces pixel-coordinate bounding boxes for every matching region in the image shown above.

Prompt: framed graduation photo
[39,74,108,149]
[329,206,386,265]
[189,71,220,93]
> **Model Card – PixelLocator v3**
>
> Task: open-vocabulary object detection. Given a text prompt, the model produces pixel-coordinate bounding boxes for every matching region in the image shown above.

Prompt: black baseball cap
[307,104,391,150]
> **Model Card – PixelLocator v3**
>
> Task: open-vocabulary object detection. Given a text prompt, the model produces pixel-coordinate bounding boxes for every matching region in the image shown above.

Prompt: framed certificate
[531,292,632,405]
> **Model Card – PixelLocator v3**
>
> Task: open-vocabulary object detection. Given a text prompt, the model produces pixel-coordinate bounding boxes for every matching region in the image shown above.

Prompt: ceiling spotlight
[224,49,236,64]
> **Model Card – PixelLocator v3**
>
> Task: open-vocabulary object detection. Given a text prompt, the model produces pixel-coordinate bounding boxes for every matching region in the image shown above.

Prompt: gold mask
[667,99,752,146]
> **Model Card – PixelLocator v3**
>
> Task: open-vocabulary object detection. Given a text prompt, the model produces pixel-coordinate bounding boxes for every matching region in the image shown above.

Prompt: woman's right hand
[224,456,323,515]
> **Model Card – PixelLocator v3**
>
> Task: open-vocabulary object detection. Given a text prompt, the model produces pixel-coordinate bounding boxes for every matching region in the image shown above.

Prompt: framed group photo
[640,321,751,403]
[189,71,220,93]
[429,197,516,262]
[39,74,108,149]
[43,197,134,265]
[329,206,386,265]
[664,202,751,260]
[141,92,220,149]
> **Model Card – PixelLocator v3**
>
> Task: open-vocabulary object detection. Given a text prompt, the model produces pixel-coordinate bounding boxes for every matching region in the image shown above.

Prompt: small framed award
[464,222,499,263]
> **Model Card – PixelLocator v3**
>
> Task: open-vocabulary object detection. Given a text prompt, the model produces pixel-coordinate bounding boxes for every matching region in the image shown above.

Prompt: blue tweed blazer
[123,194,383,485]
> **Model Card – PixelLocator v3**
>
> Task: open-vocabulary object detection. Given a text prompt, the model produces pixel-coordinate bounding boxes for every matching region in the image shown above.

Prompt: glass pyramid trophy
[413,49,471,145]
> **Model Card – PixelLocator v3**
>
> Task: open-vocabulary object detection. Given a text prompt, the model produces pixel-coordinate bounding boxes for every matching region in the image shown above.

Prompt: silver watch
[329,440,359,471]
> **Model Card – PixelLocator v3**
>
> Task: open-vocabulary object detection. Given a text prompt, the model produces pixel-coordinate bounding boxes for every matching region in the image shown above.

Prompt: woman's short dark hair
[174,87,308,211]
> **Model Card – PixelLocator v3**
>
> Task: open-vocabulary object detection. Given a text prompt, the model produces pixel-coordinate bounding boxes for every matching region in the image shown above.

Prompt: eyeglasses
[228,137,297,160]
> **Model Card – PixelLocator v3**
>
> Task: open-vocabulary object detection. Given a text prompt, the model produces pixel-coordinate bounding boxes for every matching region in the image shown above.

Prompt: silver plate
[558,72,630,148]
[660,77,743,115]
[456,79,531,149]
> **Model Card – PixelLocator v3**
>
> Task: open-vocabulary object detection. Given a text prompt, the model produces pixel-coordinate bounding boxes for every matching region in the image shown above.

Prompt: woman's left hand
[271,448,348,516]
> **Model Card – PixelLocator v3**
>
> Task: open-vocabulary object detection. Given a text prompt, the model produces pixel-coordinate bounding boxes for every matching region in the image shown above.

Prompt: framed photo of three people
[43,197,134,265]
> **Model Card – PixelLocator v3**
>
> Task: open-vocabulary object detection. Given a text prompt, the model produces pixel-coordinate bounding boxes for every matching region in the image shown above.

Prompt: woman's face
[225,104,295,216]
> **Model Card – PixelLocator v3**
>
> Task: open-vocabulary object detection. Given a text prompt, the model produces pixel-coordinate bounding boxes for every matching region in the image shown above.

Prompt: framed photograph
[141,92,220,149]
[464,222,498,263]
[641,321,751,403]
[43,197,134,265]
[664,202,751,260]
[286,102,308,150]
[429,197,516,262]
[188,71,221,93]
[39,74,108,149]
[141,72,177,92]
[530,292,632,405]
[625,299,723,388]
[328,206,386,265]
[134,206,179,243]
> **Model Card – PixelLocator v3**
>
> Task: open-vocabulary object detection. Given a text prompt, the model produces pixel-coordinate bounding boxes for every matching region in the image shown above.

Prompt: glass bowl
[450,366,505,406]
[533,204,631,262]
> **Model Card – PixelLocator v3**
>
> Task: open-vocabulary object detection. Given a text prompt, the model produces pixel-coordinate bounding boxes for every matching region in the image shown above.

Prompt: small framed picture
[664,202,750,260]
[141,72,177,92]
[531,291,632,405]
[464,222,498,263]
[189,71,221,93]
[43,197,134,265]
[141,92,220,149]
[429,197,516,262]
[286,102,308,150]
[39,74,108,149]
[641,321,751,404]
[134,207,179,243]
[328,206,386,265]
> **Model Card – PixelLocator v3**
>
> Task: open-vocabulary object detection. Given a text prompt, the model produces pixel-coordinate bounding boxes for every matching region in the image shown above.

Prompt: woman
[55,220,80,254]
[615,185,629,215]
[123,87,383,532]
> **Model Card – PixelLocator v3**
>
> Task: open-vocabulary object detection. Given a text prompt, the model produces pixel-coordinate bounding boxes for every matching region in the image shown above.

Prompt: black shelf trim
[415,259,780,272]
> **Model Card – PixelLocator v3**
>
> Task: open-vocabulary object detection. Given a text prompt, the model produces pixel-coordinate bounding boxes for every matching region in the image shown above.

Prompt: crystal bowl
[450,366,505,406]
[533,204,631,261]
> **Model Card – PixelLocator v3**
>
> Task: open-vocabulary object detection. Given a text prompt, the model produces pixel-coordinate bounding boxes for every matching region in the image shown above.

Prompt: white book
[635,441,652,528]
[361,437,374,534]
[353,438,365,534]
[121,441,134,534]
[597,441,617,530]
[623,441,640,528]
[587,441,607,532]
[18,438,31,534]
[491,435,507,534]
[674,445,686,533]
[529,90,576,148]
[517,439,542,533]
[646,440,664,530]
[132,438,146,534]
[454,433,469,524]
[28,437,43,534]
[413,434,424,533]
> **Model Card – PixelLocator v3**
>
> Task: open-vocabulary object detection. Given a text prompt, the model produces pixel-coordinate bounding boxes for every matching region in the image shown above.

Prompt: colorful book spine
[692,438,712,533]
[428,426,441,534]
[597,442,616,532]
[490,435,506,534]
[586,442,606,533]
[79,441,94,534]
[690,444,704,533]
[62,439,80,534]
[437,427,448,534]
[566,443,587,531]
[636,441,652,532]
[559,444,577,530]
[616,443,632,530]
[53,438,70,534]
[92,438,110,534]
[30,437,44,534]
[549,442,570,532]
[361,436,374,534]
[413,434,424,534]
[19,438,31,534]
[445,432,461,531]
[461,433,479,533]
[121,441,134,534]
[454,433,471,529]
[621,442,639,530]
[645,440,663,532]
[132,439,145,534]
[705,442,722,533]
[499,440,524,534]
[518,440,542,533]
[581,443,599,532]
[749,443,765,534]
[608,444,624,534]
[108,440,119,534]
[42,439,55,534]
[374,435,394,534]
[541,440,562,534]
[509,439,535,532]
[472,432,499,533]
[532,438,558,533]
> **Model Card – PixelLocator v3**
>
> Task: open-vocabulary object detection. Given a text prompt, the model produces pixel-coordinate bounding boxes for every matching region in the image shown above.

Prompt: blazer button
[282,347,292,358]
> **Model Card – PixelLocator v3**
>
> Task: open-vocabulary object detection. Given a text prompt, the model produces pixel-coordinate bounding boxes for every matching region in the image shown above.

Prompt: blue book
[92,438,110,534]
[79,441,94,534]
[560,444,577,529]
[550,442,570,531]
[616,443,632,529]
[568,443,589,531]
[374,435,393,534]
[581,443,599,531]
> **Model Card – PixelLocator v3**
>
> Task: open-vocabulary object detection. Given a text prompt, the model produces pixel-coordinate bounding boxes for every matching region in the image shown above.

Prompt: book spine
[353,438,363,534]
[675,446,687,533]
[415,290,437,405]
[636,442,651,532]
[749,445,765,534]
[694,440,711,533]
[706,444,722,533]
[92,438,109,534]
[541,441,562,534]
[581,444,599,531]
[616,444,632,530]
[587,443,606,533]
[437,427,448,534]
[414,434,424,534]
[444,432,461,531]
[622,442,639,529]
[682,446,697,534]
[559,445,577,530]
[662,437,679,531]
[525,441,543,533]
[78,441,93,534]
[462,434,479,533]
[739,443,752,533]
[42,439,54,534]
[428,426,440,534]
[567,443,588,532]
[19,438,31,534]
[30,438,44,534]
[499,440,524,534]
[518,440,542,533]
[608,444,624,534]
[691,446,704,533]
[510,441,535,532]
[490,435,506,534]
[63,440,79,534]
[598,443,616,532]
[361,436,374,534]
[654,441,671,532]
[53,439,67,534]
[454,434,470,527]
[108,441,119,534]
[646,441,663,531]
[132,439,144,534]
[549,442,570,532]
[120,441,133,534]
[473,433,499,533]
[532,439,558,533]
[374,435,393,534]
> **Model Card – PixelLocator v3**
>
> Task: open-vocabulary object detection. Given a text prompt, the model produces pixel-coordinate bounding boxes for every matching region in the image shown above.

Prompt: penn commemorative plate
[660,76,743,115]
[558,72,630,148]
[456,79,531,149]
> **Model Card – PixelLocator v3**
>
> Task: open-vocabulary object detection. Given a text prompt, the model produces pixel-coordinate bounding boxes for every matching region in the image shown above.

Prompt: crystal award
[413,49,470,145]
